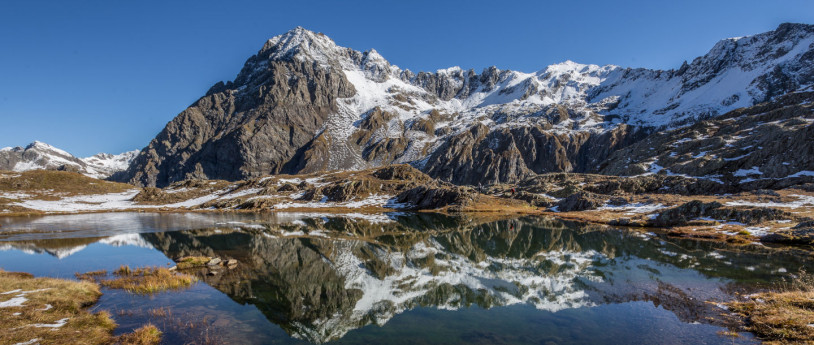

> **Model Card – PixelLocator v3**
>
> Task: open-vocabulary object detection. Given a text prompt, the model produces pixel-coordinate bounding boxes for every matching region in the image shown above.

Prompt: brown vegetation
[111,324,162,345]
[726,273,814,344]
[0,269,115,345]
[175,256,212,269]
[0,170,132,195]
[99,266,198,294]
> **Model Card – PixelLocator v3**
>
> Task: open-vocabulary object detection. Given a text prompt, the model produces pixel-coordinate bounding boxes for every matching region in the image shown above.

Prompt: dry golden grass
[147,307,170,318]
[0,170,136,216]
[0,269,117,345]
[175,256,211,269]
[727,273,814,344]
[140,307,224,345]
[0,170,132,195]
[100,265,197,294]
[76,269,108,281]
[452,195,541,214]
[111,324,162,345]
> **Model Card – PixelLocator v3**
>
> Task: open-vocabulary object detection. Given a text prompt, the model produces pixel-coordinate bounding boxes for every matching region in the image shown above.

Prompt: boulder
[556,191,606,212]
[649,201,722,227]
[396,185,475,210]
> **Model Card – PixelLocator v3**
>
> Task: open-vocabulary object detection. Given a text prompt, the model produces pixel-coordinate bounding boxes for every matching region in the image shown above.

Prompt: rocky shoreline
[2,165,813,248]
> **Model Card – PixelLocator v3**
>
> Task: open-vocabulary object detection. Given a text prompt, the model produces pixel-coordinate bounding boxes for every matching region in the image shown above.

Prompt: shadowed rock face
[117,24,814,187]
[117,57,356,187]
[423,123,643,185]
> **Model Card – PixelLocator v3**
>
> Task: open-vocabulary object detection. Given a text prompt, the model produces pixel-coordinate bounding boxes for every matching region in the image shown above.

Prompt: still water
[1,212,810,344]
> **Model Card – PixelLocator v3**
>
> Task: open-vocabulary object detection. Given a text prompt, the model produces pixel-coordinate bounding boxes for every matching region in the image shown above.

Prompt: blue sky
[2,0,813,157]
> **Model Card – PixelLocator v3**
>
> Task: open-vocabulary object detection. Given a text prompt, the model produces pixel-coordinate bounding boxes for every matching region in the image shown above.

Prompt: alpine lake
[2,212,811,344]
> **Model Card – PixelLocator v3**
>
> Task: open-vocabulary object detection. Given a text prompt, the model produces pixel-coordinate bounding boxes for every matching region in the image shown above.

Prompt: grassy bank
[0,269,166,345]
[0,270,114,344]
[726,273,814,344]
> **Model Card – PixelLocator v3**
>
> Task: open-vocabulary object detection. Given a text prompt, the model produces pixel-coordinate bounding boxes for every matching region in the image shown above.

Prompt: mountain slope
[119,23,814,187]
[599,90,814,186]
[81,151,140,179]
[0,141,138,179]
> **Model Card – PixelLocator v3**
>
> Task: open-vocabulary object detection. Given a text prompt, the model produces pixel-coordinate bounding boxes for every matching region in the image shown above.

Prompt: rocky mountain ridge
[107,23,814,186]
[0,141,138,179]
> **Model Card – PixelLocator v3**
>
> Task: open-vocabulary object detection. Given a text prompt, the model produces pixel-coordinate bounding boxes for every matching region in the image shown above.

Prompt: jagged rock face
[0,142,86,173]
[423,123,642,185]
[590,23,814,127]
[649,200,792,227]
[599,91,814,187]
[0,141,137,179]
[118,24,814,187]
[118,55,356,187]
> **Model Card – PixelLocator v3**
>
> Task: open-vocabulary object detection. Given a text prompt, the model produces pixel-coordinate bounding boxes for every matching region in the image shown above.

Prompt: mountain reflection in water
[2,212,808,344]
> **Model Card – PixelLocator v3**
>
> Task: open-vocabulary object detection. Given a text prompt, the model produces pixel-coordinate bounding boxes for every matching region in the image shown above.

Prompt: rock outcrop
[649,200,792,227]
[556,191,607,212]
[423,123,642,185]
[599,91,814,188]
[761,220,814,245]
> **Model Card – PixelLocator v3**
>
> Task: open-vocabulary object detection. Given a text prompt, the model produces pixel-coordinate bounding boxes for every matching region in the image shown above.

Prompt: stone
[649,201,722,227]
[556,192,606,212]
[395,185,475,210]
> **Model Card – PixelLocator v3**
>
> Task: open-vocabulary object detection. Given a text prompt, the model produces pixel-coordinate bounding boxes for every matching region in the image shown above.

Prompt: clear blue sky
[2,0,813,157]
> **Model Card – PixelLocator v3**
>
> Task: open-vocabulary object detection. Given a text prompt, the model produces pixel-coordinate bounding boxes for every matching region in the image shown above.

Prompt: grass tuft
[114,265,132,276]
[112,324,162,345]
[101,266,197,294]
[175,256,212,269]
[76,269,108,281]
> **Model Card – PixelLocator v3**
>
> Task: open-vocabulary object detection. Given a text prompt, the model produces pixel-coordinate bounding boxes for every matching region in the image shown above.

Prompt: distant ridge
[0,141,138,179]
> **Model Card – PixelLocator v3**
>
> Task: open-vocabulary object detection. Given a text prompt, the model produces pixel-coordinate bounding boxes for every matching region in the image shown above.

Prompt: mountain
[81,150,140,178]
[599,90,814,185]
[0,141,138,179]
[118,23,814,187]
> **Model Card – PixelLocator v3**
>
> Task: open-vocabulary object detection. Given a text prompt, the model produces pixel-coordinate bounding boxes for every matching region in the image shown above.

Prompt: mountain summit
[0,142,138,178]
[118,23,814,187]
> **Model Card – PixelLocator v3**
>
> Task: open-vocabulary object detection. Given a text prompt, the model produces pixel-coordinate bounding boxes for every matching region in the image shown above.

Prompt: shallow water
[1,212,810,344]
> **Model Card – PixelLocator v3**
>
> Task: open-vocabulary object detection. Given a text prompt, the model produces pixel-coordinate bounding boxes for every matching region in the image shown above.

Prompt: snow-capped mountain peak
[81,150,140,179]
[28,141,72,156]
[260,26,348,66]
[247,24,814,130]
[0,141,138,179]
[120,23,814,187]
